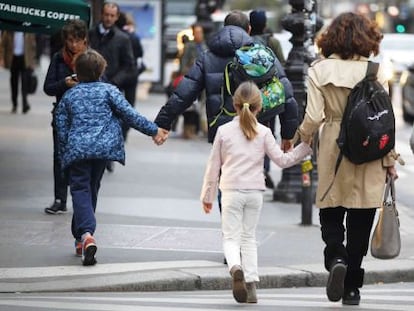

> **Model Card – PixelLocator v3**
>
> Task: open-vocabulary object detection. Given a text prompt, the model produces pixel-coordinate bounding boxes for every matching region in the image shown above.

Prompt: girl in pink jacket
[200,81,312,303]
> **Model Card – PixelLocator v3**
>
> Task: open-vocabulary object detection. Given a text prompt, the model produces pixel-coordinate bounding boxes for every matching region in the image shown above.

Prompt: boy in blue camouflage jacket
[55,49,166,266]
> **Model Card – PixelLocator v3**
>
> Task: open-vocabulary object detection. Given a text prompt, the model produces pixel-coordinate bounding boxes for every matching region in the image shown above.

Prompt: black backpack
[337,61,395,164]
[321,61,395,201]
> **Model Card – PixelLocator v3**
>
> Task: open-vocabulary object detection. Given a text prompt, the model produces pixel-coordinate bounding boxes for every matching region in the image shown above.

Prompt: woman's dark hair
[61,19,88,41]
[317,12,383,59]
[115,11,127,29]
[75,49,107,82]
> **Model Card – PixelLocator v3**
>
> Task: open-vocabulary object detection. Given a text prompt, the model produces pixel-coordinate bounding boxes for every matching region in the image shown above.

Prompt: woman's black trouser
[319,207,376,289]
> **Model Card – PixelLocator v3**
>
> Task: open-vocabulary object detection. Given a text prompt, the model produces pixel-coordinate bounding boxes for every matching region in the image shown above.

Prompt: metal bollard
[301,155,313,225]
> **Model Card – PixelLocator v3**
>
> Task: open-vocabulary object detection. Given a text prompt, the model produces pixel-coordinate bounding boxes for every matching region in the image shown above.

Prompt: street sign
[0,0,90,34]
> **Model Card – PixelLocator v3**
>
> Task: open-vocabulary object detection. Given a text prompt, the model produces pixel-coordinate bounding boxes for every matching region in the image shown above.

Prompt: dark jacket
[89,25,137,88]
[252,33,286,66]
[55,82,158,169]
[155,25,298,143]
[43,51,73,105]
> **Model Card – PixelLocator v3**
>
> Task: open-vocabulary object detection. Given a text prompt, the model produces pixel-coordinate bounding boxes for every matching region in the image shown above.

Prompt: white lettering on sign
[0,2,80,20]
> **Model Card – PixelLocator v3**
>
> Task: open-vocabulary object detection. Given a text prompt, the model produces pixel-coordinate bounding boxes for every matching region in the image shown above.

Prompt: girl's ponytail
[233,81,262,140]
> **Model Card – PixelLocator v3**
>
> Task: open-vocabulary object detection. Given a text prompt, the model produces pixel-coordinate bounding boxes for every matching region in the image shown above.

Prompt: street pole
[89,0,104,27]
[273,0,323,225]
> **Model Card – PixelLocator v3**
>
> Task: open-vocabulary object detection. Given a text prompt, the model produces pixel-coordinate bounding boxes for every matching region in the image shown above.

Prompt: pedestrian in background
[200,81,312,304]
[55,49,167,266]
[179,23,207,75]
[295,12,398,305]
[115,11,145,141]
[43,19,89,217]
[176,22,207,139]
[249,9,287,189]
[249,9,285,66]
[89,1,138,172]
[0,31,36,114]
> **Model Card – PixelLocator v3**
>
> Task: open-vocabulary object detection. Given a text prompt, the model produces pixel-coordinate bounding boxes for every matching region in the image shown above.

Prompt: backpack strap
[209,69,236,128]
[366,61,379,80]
[224,63,232,96]
[320,153,342,201]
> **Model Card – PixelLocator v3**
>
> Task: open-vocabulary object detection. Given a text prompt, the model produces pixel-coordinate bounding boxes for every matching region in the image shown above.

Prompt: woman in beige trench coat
[296,12,398,306]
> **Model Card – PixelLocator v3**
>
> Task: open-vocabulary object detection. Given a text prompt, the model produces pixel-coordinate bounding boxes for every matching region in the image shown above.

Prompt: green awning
[0,0,90,34]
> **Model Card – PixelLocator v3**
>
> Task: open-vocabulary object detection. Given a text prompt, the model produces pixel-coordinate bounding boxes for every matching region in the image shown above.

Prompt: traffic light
[395,23,406,33]
[393,17,408,33]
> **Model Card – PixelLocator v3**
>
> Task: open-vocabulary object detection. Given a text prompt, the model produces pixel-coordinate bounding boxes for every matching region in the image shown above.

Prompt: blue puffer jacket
[155,25,299,143]
[55,82,158,169]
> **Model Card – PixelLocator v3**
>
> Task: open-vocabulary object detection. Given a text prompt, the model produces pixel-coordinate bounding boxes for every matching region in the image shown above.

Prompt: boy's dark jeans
[69,159,106,240]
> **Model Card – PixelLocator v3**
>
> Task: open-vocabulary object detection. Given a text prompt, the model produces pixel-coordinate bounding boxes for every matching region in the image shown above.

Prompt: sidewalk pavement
[2,258,414,293]
[0,65,413,293]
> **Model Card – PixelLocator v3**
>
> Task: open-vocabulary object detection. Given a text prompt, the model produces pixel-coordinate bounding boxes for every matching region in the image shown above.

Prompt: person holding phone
[43,19,88,224]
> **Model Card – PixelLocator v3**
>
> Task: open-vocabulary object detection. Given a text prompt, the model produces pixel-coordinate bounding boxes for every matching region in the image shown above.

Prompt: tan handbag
[370,177,401,259]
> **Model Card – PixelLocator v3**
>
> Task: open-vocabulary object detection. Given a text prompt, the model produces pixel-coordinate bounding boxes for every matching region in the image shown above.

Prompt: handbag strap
[384,176,396,203]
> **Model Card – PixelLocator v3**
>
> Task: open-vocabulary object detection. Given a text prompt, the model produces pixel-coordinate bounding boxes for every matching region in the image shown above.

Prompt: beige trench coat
[298,54,395,209]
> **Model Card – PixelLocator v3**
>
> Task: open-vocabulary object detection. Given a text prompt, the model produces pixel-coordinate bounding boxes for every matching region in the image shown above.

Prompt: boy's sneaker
[75,240,82,257]
[82,236,97,266]
[44,200,67,214]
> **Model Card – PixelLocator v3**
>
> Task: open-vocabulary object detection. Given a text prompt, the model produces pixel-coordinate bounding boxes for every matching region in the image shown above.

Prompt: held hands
[202,202,212,214]
[153,128,169,145]
[281,139,293,152]
[291,129,313,147]
[281,139,292,152]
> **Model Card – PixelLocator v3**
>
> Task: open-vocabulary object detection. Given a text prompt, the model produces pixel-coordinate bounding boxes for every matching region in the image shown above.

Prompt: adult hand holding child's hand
[153,128,169,145]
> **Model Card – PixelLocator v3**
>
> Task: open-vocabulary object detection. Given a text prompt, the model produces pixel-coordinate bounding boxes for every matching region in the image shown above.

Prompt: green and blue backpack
[210,44,285,128]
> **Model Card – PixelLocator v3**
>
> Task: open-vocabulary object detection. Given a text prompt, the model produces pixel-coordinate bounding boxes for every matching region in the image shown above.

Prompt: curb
[1,259,414,293]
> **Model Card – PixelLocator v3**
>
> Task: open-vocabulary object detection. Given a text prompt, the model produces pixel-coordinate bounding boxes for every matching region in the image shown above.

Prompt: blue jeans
[69,159,106,240]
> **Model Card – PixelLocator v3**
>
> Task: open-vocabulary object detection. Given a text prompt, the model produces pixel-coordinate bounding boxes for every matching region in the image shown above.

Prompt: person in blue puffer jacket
[55,49,167,266]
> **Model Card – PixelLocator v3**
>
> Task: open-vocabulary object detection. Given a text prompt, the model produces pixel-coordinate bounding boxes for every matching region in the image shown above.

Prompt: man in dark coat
[88,2,138,172]
[154,10,298,152]
[88,2,137,88]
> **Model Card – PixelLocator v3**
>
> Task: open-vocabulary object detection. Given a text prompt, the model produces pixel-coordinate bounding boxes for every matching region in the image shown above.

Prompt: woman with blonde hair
[200,81,312,303]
